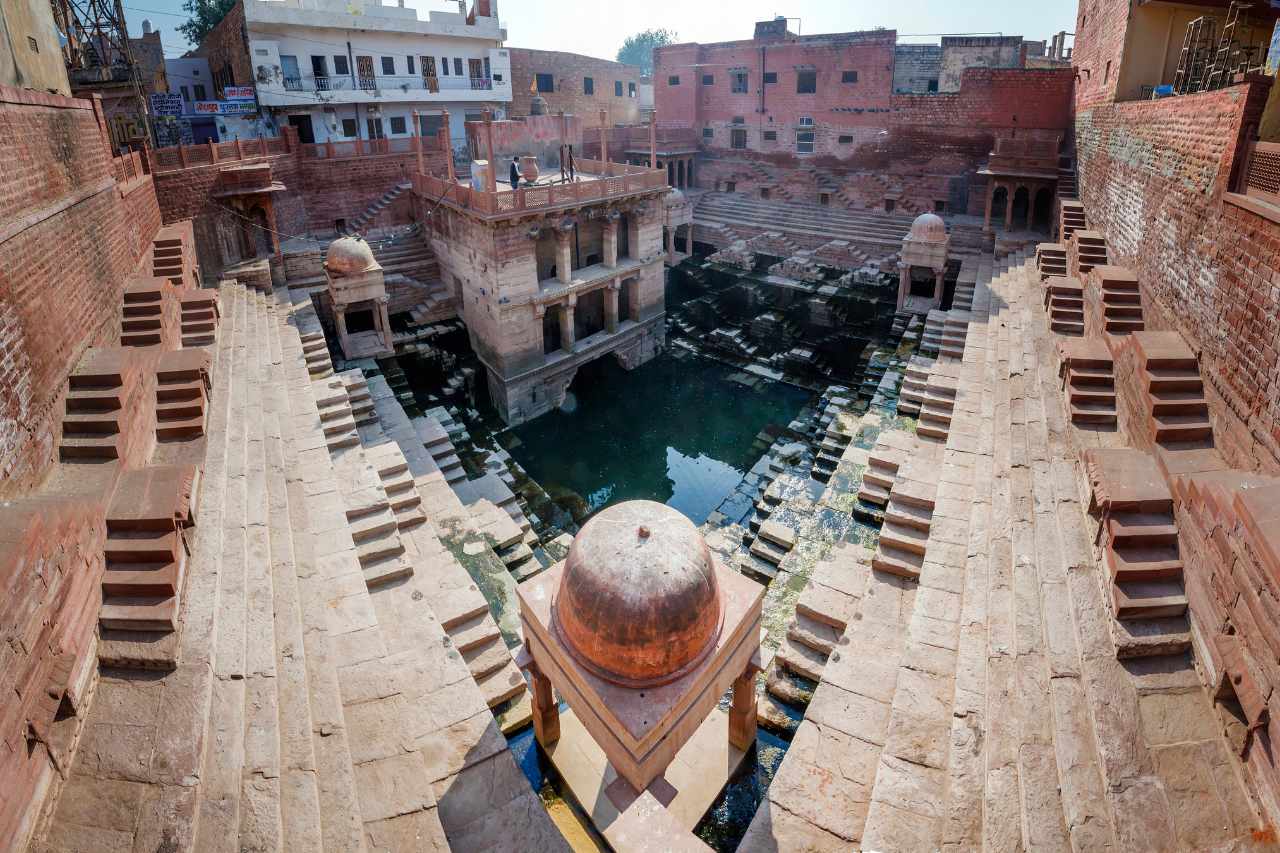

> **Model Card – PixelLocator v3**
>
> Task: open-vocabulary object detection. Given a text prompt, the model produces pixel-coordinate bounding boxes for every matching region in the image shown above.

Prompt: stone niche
[897,211,951,314]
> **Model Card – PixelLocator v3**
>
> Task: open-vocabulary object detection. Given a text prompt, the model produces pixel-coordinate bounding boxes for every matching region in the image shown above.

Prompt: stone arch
[991,185,1009,226]
[1032,186,1054,232]
[1011,185,1031,232]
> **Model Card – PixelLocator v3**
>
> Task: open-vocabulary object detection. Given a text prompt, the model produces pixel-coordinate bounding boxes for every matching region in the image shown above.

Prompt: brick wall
[1072,0,1130,110]
[1076,80,1280,473]
[193,0,253,90]
[508,48,641,127]
[0,86,162,494]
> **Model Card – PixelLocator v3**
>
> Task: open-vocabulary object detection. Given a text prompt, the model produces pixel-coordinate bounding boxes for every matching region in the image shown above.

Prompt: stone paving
[738,252,1261,851]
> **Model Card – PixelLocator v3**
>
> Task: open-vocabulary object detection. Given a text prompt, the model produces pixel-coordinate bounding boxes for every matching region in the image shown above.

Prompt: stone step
[775,633,828,682]
[99,594,177,631]
[448,612,502,654]
[1107,514,1179,549]
[871,543,924,579]
[879,519,929,555]
[361,551,415,587]
[476,659,528,708]
[738,551,780,583]
[859,479,892,506]
[787,612,841,656]
[1152,413,1213,442]
[1112,579,1188,620]
[750,535,789,567]
[1148,389,1208,416]
[1105,545,1184,582]
[1145,367,1203,393]
[883,500,932,532]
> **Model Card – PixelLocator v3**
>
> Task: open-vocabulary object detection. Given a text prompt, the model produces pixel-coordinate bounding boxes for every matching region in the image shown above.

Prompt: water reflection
[506,349,812,525]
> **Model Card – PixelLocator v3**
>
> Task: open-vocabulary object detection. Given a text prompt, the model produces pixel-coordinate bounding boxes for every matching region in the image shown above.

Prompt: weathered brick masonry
[508,48,641,126]
[0,85,163,494]
[1076,81,1280,473]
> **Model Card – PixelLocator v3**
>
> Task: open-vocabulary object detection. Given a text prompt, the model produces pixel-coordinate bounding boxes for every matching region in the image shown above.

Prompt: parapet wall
[1076,80,1280,473]
[0,85,163,494]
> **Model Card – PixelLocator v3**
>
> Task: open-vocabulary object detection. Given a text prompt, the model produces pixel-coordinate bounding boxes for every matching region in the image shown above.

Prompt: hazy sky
[126,0,1079,58]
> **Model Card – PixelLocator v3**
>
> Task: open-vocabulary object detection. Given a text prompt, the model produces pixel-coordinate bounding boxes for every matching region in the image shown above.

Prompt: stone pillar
[556,227,573,284]
[483,108,497,193]
[649,109,657,169]
[442,109,456,183]
[378,296,393,352]
[983,183,994,232]
[559,297,576,353]
[897,263,910,312]
[335,308,351,357]
[529,663,560,746]
[665,226,674,266]
[1004,187,1014,234]
[728,665,758,751]
[686,157,693,188]
[599,109,609,163]
[603,217,619,267]
[413,109,424,176]
[934,268,945,302]
[605,280,620,333]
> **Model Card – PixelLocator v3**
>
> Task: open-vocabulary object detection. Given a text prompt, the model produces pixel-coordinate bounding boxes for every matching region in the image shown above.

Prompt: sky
[125,0,1079,59]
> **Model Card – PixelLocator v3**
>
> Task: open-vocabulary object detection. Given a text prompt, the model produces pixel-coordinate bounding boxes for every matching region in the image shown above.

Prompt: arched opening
[677,160,685,188]
[621,277,639,322]
[543,309,561,354]
[1011,186,1031,232]
[667,161,675,186]
[1032,187,1054,232]
[909,266,936,298]
[574,288,606,341]
[249,206,273,257]
[991,186,1009,227]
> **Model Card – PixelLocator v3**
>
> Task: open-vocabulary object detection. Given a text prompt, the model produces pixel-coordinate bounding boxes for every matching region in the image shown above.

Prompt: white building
[244,0,511,151]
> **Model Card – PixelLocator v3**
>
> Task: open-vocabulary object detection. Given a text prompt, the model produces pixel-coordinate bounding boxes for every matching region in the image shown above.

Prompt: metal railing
[268,73,494,95]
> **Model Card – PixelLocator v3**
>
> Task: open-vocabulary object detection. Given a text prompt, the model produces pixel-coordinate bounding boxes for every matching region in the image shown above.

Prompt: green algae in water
[694,732,791,851]
[506,350,812,525]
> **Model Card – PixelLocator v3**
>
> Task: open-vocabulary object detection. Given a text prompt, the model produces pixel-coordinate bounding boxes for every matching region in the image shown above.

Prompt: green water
[504,348,813,525]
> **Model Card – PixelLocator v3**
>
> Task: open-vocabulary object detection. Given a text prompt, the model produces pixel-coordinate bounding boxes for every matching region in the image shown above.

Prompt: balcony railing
[271,73,495,95]
[412,158,667,218]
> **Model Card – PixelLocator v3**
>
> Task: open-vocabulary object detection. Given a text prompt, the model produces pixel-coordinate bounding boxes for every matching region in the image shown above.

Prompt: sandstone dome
[553,500,723,687]
[324,235,378,277]
[908,211,947,242]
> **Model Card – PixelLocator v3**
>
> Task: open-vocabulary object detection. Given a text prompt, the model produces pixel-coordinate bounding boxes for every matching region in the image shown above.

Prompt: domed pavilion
[517,500,764,841]
[897,211,952,314]
[323,235,393,359]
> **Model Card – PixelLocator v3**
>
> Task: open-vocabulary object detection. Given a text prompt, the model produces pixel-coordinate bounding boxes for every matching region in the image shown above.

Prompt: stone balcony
[533,255,651,306]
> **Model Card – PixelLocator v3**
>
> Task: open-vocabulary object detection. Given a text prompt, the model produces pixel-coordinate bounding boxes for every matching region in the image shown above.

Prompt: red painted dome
[553,501,723,687]
[908,212,947,242]
[324,236,378,277]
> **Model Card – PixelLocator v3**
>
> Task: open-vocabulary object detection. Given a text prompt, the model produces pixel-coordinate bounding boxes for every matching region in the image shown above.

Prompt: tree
[616,28,678,77]
[177,0,237,46]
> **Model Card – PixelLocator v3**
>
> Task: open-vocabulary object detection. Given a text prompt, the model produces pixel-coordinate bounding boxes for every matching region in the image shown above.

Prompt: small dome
[325,236,377,277]
[666,187,686,205]
[554,501,723,687]
[908,212,947,242]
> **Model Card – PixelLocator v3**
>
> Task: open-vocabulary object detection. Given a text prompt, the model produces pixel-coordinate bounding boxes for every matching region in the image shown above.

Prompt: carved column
[605,280,620,333]
[728,663,758,751]
[335,309,351,358]
[442,109,456,183]
[533,303,547,357]
[377,296,393,352]
[555,225,573,284]
[983,183,994,232]
[560,295,576,353]
[529,662,560,746]
[665,226,674,266]
[897,263,910,313]
[1004,186,1014,234]
[603,214,619,267]
[934,268,945,302]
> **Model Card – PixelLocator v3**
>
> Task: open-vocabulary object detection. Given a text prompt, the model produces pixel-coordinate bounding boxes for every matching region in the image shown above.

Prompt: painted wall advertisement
[194,100,259,115]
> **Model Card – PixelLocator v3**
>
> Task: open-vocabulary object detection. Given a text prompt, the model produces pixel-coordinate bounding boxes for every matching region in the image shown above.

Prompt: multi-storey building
[507,48,641,126]
[198,0,511,152]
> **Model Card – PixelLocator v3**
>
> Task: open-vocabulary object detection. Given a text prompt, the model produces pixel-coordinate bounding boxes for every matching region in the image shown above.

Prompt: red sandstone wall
[0,86,162,494]
[1076,81,1280,472]
[193,0,253,89]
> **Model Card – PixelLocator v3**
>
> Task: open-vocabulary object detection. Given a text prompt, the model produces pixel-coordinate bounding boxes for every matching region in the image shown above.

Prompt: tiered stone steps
[120,279,170,347]
[895,354,933,417]
[1035,241,1068,280]
[151,236,186,283]
[857,430,914,507]
[180,290,220,347]
[1043,275,1085,336]
[919,309,946,356]
[1058,337,1117,426]
[414,414,467,485]
[338,368,377,427]
[1116,331,1216,452]
[154,350,210,441]
[694,191,917,252]
[939,311,970,360]
[348,181,412,234]
[1069,229,1108,278]
[1087,265,1145,336]
[59,364,126,461]
[1058,199,1087,242]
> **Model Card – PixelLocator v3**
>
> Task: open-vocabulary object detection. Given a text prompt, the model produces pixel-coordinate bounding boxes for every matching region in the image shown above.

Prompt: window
[838,134,853,144]
[763,71,777,84]
[842,70,858,83]
[760,188,770,199]
[819,192,831,206]
[927,79,938,93]
[193,84,207,100]
[280,55,302,90]
[535,72,554,92]
[441,57,450,75]
[763,130,777,141]
[884,199,896,213]
[797,70,817,94]
[668,75,680,85]
[420,113,444,136]
[702,127,713,139]
[796,128,815,154]
[934,200,946,213]
[702,73,714,85]
[725,181,736,192]
[334,55,349,75]
[179,85,190,101]
[731,71,748,93]
[730,128,747,149]
[628,82,636,97]
[389,116,406,134]
[421,56,436,79]
[615,80,623,96]
[407,56,415,75]
[732,115,744,124]
[367,118,385,139]
[453,57,463,76]
[798,116,814,126]
[584,76,594,94]
[381,56,395,75]
[341,118,358,137]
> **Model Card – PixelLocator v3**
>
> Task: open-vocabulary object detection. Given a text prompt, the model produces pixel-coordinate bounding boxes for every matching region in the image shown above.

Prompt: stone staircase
[742,249,1260,851]
[1058,337,1118,426]
[348,181,412,234]
[1068,229,1108,278]
[1086,265,1145,336]
[1058,198,1087,242]
[1043,275,1085,336]
[1113,331,1216,454]
[1035,242,1068,280]
[693,192,915,254]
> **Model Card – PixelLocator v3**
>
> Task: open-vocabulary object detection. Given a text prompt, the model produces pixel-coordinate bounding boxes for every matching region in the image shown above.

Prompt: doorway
[287,114,315,144]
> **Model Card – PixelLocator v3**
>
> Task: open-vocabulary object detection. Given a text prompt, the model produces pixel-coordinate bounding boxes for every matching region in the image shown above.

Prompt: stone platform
[547,707,744,847]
